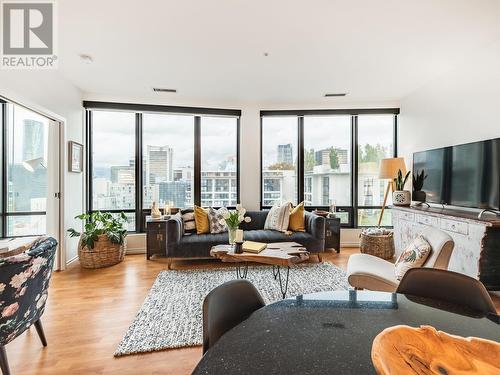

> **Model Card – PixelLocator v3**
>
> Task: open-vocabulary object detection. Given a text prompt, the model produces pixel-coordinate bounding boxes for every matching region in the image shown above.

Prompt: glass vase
[228,227,237,245]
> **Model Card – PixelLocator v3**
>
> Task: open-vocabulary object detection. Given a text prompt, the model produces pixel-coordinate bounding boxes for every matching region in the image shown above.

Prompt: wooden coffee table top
[210,242,309,267]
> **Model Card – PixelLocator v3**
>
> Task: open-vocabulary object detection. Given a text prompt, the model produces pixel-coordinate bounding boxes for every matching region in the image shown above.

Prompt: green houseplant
[412,169,428,202]
[68,212,128,269]
[392,169,412,206]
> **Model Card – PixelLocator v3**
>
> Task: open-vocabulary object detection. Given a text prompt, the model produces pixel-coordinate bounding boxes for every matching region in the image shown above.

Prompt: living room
[0,1,499,374]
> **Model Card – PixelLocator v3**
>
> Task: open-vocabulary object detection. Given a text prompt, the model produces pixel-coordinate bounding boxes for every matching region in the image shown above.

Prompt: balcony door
[3,103,60,258]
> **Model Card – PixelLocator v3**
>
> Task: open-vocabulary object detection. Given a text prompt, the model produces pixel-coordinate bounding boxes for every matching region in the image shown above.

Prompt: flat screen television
[413,138,500,210]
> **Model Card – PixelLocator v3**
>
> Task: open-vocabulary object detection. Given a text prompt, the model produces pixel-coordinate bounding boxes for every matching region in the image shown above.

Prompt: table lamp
[378,157,406,227]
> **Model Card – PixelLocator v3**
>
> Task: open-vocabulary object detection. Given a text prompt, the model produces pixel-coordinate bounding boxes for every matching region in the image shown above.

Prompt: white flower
[240,208,246,216]
[0,283,5,294]
[222,211,231,220]
[244,216,252,223]
[236,204,242,211]
[238,215,244,222]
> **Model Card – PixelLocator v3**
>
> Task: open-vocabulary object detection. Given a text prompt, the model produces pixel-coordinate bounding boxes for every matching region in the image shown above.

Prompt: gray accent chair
[346,227,455,292]
[165,210,325,268]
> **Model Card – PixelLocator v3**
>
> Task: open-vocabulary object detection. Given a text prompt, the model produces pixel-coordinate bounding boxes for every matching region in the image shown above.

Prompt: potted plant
[220,204,251,244]
[412,169,428,202]
[68,211,128,269]
[392,169,411,206]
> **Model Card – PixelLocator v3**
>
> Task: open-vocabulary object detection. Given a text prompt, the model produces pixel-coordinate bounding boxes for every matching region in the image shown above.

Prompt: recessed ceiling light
[153,88,177,93]
[324,93,348,97]
[79,54,93,64]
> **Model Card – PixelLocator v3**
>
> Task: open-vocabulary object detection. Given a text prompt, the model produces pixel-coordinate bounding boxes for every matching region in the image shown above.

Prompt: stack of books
[242,241,267,253]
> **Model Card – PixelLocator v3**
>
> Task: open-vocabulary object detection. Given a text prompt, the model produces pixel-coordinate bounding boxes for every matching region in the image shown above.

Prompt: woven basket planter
[360,232,395,260]
[78,235,126,269]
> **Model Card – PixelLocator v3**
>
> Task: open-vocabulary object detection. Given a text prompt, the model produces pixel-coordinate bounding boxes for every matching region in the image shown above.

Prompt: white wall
[399,40,500,164]
[0,70,84,264]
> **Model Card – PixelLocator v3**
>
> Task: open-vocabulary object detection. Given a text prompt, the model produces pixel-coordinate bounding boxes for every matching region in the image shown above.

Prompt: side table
[145,216,169,260]
[325,216,341,253]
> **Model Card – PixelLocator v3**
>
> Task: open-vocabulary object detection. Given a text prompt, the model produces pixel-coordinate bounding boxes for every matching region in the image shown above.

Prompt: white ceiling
[58,0,500,105]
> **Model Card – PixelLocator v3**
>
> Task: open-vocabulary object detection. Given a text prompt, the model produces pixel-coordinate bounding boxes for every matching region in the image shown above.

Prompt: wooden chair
[397,268,497,315]
[0,237,57,375]
[202,279,265,354]
[347,227,454,292]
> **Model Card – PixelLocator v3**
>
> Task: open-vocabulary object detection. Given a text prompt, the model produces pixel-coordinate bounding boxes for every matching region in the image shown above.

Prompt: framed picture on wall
[69,141,83,173]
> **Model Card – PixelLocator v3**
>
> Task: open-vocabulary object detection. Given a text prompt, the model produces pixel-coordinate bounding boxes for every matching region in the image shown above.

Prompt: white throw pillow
[208,207,229,234]
[394,235,431,281]
[264,203,291,232]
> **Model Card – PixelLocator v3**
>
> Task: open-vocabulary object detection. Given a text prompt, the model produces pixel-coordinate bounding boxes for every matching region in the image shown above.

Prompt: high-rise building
[145,145,173,184]
[110,165,134,184]
[277,144,293,164]
[315,149,330,166]
[23,119,45,161]
[315,148,349,167]
[158,181,191,208]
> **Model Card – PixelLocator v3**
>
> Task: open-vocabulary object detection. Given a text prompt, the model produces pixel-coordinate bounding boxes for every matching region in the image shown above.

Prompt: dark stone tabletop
[192,290,500,375]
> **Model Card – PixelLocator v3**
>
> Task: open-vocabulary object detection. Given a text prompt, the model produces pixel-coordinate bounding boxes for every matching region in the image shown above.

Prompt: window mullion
[194,116,201,206]
[298,116,304,204]
[135,112,143,232]
[352,115,358,228]
[1,103,6,237]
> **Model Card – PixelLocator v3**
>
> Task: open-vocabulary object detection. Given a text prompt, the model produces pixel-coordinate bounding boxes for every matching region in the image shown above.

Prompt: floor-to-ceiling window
[304,115,352,224]
[357,114,395,226]
[91,110,137,231]
[261,117,298,206]
[260,109,398,228]
[142,113,195,210]
[201,117,238,207]
[85,102,240,233]
[1,101,56,237]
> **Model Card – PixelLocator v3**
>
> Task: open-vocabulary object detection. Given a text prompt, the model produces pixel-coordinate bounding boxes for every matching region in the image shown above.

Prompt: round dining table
[192,290,500,375]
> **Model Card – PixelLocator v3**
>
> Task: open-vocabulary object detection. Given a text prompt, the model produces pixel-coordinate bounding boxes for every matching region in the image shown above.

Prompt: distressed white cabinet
[392,206,500,291]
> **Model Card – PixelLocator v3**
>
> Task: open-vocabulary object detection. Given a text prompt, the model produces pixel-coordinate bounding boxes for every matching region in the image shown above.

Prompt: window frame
[260,109,399,228]
[84,101,241,233]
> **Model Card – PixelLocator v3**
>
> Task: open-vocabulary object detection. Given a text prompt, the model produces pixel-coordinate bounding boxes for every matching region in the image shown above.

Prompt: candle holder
[234,241,244,254]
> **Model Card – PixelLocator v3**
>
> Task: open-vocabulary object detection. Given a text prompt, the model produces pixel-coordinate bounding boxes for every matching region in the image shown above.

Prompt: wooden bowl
[372,325,500,374]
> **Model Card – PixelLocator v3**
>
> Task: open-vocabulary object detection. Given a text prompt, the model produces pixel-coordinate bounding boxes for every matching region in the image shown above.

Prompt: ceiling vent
[324,93,348,97]
[153,88,177,93]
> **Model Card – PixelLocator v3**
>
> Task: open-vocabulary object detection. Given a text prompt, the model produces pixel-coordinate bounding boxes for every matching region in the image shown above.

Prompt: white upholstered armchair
[347,227,455,292]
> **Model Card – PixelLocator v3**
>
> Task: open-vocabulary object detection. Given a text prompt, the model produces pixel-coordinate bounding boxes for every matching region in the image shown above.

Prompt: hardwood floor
[5,248,499,374]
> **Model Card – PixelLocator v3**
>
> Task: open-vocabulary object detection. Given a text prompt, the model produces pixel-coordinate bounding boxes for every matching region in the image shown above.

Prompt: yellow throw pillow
[288,202,305,232]
[194,206,210,234]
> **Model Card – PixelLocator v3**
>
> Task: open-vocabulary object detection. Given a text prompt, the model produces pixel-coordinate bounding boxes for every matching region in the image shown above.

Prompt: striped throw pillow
[179,209,196,235]
[264,203,291,232]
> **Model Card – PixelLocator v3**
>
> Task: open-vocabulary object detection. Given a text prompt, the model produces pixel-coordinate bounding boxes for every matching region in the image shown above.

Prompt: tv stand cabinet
[392,206,500,291]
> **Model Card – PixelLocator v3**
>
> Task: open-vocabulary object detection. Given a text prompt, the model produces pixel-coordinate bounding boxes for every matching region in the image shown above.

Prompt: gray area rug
[114,262,348,356]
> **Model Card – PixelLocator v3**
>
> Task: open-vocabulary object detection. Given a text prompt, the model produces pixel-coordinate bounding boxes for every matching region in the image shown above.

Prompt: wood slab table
[210,242,309,298]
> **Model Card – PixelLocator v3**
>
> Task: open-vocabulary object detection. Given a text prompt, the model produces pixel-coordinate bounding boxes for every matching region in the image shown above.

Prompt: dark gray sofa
[165,210,325,267]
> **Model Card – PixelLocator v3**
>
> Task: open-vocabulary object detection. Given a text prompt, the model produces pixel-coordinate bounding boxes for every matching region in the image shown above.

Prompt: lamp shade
[378,157,406,179]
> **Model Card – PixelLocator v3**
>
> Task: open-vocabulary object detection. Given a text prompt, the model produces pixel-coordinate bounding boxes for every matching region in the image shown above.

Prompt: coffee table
[210,242,309,298]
